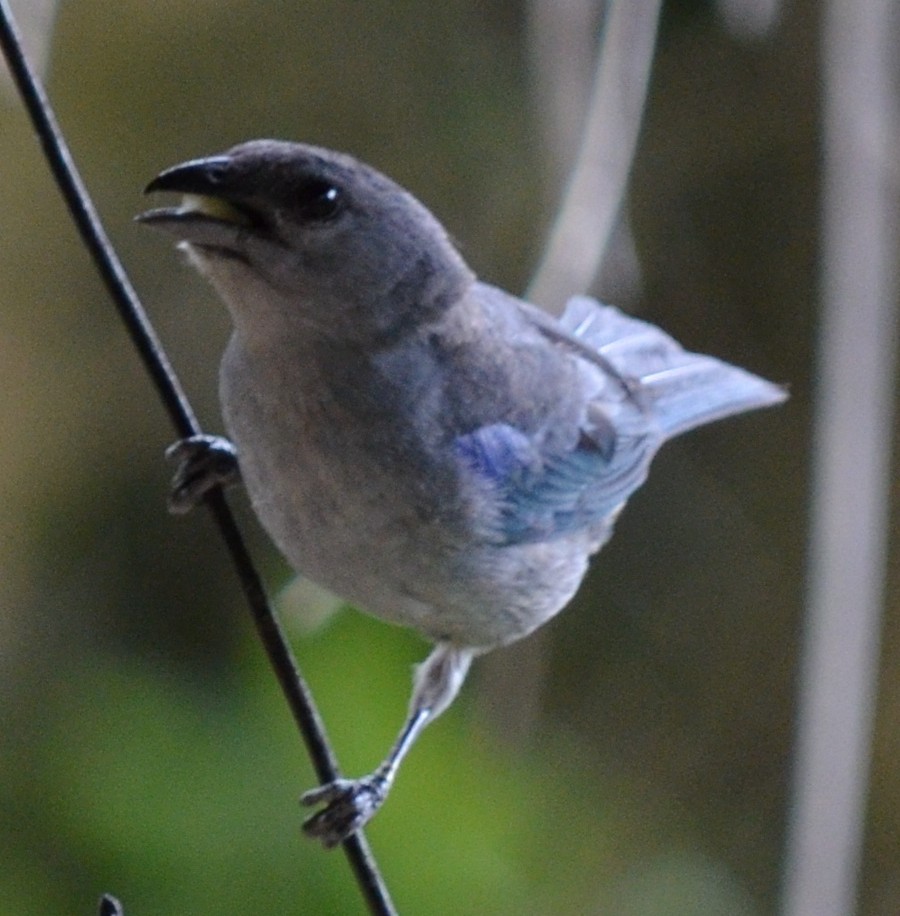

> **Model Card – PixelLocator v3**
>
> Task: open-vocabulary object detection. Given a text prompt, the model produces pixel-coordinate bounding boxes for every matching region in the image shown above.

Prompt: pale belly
[219,338,600,649]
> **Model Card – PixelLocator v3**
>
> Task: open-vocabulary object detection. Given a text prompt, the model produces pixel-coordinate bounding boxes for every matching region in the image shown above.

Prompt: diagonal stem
[527,0,662,312]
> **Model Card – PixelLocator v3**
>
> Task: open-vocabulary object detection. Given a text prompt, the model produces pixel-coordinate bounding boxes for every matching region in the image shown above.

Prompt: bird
[139,139,786,848]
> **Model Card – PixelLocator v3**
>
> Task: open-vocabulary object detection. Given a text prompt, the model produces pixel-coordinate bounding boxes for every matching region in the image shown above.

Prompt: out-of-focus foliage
[1,1,891,914]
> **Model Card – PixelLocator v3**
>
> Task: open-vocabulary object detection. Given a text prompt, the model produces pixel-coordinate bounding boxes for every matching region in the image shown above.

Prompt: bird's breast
[218,335,472,626]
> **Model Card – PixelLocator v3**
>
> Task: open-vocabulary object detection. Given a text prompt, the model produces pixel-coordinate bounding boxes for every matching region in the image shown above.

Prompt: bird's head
[139,140,474,345]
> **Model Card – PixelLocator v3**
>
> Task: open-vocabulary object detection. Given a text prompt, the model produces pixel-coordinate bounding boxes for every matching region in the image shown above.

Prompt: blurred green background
[1,0,890,913]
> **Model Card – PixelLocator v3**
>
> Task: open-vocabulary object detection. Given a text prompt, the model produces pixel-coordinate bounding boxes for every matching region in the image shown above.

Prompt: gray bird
[139,139,785,848]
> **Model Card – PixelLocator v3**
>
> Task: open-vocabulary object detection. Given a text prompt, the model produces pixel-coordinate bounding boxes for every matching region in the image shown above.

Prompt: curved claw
[166,434,240,514]
[301,775,389,848]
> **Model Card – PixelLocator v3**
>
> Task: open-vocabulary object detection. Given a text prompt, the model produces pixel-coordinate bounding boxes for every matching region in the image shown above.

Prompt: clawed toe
[301,775,389,848]
[166,434,239,514]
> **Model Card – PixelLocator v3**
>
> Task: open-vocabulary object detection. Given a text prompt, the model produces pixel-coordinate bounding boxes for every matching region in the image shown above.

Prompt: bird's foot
[301,774,390,848]
[165,434,239,514]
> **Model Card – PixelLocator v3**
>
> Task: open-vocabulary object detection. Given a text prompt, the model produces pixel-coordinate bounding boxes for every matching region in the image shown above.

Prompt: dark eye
[295,178,343,222]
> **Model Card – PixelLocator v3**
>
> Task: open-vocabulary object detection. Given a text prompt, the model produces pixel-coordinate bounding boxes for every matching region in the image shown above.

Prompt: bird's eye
[295,179,343,222]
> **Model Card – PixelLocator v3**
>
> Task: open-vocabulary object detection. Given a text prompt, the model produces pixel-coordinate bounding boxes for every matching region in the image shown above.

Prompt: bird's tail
[561,296,787,438]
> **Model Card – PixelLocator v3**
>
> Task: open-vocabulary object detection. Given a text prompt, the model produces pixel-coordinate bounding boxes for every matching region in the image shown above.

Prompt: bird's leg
[165,434,240,514]
[301,710,430,849]
[301,643,474,848]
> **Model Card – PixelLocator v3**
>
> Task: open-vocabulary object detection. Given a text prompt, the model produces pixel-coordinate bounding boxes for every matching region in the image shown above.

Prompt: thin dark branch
[0,3,395,913]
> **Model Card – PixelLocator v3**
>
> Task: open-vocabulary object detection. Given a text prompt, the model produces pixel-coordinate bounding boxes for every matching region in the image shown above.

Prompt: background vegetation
[0,1,889,913]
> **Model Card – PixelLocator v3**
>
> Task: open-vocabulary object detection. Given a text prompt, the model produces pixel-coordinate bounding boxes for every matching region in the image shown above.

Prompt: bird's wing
[453,414,656,544]
[453,293,785,545]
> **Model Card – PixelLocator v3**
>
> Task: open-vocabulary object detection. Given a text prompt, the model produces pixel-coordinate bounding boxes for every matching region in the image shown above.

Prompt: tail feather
[561,296,787,438]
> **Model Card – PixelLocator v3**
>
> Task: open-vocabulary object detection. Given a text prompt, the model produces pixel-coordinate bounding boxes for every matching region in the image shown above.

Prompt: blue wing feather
[454,422,655,544]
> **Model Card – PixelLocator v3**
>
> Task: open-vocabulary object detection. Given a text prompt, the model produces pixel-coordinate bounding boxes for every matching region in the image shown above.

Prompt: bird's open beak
[136,155,258,246]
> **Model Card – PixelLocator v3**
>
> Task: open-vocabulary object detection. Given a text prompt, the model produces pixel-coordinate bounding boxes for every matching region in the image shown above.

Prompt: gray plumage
[140,140,785,846]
